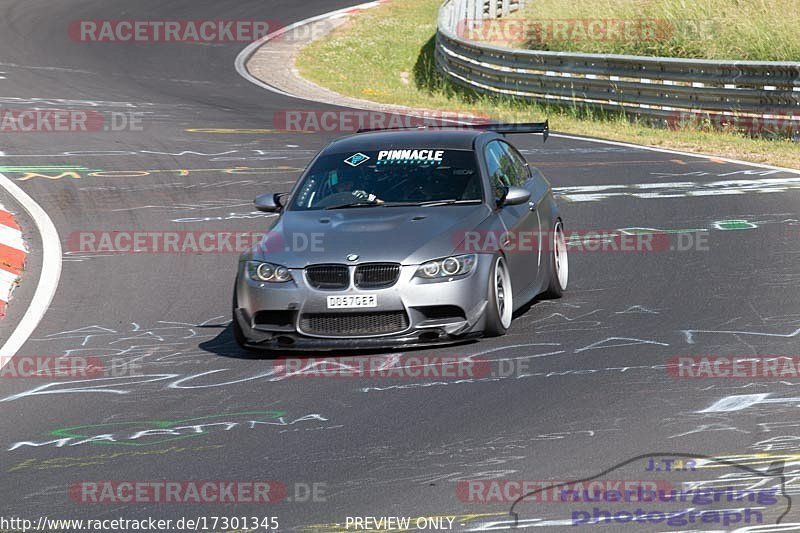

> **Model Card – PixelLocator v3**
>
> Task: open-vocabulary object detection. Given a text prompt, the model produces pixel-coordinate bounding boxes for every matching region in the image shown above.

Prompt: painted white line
[550,133,800,175]
[0,172,62,366]
[0,223,25,252]
[235,4,800,176]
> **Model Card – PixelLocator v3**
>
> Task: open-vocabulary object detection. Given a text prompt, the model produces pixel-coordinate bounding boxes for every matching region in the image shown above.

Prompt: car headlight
[246,261,293,283]
[415,254,476,279]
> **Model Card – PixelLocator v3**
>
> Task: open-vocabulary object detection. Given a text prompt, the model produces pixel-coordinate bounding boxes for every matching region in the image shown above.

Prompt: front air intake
[305,264,349,290]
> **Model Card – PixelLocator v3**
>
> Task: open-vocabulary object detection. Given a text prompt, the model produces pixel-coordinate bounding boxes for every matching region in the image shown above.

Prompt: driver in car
[331,169,382,204]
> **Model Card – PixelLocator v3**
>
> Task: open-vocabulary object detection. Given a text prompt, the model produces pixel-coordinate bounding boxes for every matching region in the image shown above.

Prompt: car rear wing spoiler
[484,121,548,142]
[356,120,549,142]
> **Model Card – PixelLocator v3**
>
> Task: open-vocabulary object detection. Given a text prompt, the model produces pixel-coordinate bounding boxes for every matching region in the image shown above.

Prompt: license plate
[327,295,378,309]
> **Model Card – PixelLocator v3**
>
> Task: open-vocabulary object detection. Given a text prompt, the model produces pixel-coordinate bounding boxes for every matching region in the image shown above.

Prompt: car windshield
[289,149,483,210]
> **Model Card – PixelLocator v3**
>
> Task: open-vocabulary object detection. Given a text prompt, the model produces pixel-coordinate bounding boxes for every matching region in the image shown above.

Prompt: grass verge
[515,0,800,60]
[296,0,800,169]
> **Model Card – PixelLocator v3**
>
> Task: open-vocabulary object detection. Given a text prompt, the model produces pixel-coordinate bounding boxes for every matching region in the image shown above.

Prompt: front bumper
[234,257,493,351]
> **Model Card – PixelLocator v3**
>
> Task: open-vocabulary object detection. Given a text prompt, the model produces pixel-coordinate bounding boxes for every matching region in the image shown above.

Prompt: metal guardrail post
[470,0,481,22]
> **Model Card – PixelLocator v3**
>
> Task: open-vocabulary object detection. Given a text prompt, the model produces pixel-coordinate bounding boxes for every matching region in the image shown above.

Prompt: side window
[485,141,510,203]
[499,142,529,186]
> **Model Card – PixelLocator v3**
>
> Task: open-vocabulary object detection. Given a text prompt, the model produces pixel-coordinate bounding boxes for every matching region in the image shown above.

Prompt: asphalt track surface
[1,1,799,531]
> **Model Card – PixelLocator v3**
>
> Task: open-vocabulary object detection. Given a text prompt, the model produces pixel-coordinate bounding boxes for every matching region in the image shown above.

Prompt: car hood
[252,205,491,267]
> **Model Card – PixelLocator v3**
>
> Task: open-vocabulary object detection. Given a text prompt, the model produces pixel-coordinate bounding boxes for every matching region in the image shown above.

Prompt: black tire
[542,220,568,299]
[483,255,513,337]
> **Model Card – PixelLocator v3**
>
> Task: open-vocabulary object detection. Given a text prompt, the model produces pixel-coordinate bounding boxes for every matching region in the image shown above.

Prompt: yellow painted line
[16,171,83,182]
[670,159,686,165]
[84,166,303,177]
[695,453,800,469]
[7,445,224,473]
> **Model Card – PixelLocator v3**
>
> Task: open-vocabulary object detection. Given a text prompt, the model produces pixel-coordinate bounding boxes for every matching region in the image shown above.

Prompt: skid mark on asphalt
[7,444,224,472]
[519,147,644,156]
[78,179,281,192]
[109,199,255,212]
[535,158,695,168]
[7,411,337,451]
[555,173,800,202]
[563,212,796,249]
[185,127,314,134]
[573,337,669,353]
[171,211,278,223]
[0,305,661,402]
[294,451,795,531]
[12,165,303,181]
[0,297,703,402]
[63,251,122,263]
[0,96,154,108]
[616,306,661,315]
[683,327,800,344]
[0,147,317,160]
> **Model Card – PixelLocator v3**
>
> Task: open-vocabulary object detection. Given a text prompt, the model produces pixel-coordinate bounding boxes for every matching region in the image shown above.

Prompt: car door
[501,141,546,287]
[485,140,541,295]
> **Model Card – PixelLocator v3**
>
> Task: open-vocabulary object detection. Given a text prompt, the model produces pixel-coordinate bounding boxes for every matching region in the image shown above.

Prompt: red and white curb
[0,204,26,318]
[0,171,61,367]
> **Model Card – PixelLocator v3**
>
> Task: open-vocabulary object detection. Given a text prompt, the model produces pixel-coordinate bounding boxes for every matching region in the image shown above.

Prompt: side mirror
[254,193,285,213]
[501,186,531,207]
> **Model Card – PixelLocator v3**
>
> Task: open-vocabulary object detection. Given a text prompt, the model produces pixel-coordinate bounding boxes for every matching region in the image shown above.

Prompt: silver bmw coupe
[233,122,567,350]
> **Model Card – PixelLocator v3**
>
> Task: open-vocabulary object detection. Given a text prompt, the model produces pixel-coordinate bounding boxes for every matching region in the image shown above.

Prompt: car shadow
[512,294,548,320]
[200,322,480,361]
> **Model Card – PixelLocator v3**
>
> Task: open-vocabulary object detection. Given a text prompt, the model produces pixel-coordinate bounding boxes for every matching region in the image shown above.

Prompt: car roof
[322,129,496,153]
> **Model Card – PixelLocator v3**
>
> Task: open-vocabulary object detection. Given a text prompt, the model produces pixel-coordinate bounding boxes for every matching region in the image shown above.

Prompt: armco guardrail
[436,0,800,134]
